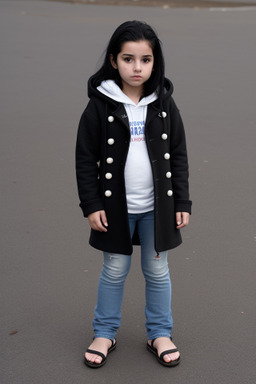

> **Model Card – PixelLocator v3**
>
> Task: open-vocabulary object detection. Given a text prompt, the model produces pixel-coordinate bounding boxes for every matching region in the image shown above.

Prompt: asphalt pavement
[1,1,256,383]
[50,0,256,8]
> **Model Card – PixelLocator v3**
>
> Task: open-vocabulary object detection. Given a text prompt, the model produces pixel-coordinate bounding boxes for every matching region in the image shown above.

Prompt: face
[110,40,154,95]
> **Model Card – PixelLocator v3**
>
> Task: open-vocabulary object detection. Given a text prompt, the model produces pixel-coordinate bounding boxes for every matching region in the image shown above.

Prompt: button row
[105,189,173,198]
[108,134,168,145]
[105,111,171,198]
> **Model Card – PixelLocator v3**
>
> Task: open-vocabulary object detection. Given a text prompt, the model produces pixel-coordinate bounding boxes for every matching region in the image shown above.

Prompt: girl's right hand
[88,210,108,232]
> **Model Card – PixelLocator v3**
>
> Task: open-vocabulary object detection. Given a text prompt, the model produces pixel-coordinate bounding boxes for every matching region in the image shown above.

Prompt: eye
[143,58,151,63]
[124,57,132,63]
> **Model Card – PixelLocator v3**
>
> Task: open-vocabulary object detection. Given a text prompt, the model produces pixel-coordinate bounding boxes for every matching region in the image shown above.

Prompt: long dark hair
[91,20,165,100]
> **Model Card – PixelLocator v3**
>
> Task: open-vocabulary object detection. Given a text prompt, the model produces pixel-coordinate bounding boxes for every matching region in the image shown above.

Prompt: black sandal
[84,339,117,368]
[147,337,180,367]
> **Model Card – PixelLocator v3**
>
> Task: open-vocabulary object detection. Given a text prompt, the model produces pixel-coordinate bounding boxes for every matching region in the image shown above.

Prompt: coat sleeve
[169,100,192,214]
[75,100,104,217]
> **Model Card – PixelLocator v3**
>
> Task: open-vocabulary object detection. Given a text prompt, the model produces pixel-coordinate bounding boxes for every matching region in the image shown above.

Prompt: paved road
[51,0,256,8]
[1,1,256,383]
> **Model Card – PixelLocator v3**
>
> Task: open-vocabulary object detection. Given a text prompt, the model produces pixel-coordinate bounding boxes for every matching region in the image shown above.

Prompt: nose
[134,60,141,72]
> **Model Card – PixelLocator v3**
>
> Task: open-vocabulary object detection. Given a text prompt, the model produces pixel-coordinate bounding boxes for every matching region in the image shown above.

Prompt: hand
[176,212,189,229]
[88,210,108,232]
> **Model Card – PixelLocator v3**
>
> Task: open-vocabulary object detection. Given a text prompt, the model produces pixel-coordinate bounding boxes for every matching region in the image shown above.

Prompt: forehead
[119,40,153,55]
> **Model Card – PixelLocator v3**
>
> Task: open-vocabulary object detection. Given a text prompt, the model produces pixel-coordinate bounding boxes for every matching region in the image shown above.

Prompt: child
[76,20,192,368]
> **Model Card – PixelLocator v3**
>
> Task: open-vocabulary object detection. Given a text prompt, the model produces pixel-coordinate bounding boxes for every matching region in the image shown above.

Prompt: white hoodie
[97,80,158,213]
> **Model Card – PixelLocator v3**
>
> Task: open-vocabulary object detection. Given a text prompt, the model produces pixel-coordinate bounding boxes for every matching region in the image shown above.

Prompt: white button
[107,138,115,145]
[108,116,114,122]
[162,111,167,118]
[105,173,112,180]
[164,153,170,160]
[161,133,168,140]
[167,190,173,196]
[105,190,112,197]
[166,172,172,178]
[106,157,114,164]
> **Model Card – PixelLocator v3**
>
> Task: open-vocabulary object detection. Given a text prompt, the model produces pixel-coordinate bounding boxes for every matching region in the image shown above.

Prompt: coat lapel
[145,104,159,127]
[112,104,130,132]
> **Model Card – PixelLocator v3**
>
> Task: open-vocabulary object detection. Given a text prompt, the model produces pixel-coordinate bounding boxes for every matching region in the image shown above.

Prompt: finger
[184,213,189,226]
[100,211,108,228]
[94,216,108,232]
[96,222,107,232]
[88,212,107,232]
[176,212,182,227]
[176,212,189,229]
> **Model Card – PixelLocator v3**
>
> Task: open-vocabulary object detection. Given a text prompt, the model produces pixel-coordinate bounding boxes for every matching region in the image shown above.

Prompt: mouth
[132,76,142,80]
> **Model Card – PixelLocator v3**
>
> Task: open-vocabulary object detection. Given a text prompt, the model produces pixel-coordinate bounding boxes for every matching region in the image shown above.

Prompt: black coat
[76,77,192,255]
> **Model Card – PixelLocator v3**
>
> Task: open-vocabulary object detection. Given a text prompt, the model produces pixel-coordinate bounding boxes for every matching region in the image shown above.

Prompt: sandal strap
[151,336,172,349]
[159,348,178,360]
[86,349,106,360]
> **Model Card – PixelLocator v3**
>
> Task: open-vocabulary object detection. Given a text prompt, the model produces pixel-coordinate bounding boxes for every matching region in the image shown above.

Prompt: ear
[110,54,118,69]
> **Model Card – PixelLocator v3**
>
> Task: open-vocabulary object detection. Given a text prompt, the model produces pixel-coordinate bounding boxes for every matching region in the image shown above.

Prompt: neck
[121,85,143,105]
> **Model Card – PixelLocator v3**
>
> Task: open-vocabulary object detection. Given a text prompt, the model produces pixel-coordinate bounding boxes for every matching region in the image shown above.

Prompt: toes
[163,353,179,363]
[85,353,102,364]
[94,356,103,364]
[152,337,180,363]
[84,337,111,365]
[84,353,91,361]
[163,354,171,363]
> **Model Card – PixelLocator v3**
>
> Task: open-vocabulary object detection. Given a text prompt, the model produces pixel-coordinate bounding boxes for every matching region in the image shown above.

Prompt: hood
[97,80,158,107]
[87,76,174,106]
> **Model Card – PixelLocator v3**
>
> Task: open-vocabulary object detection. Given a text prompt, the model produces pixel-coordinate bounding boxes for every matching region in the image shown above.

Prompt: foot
[85,338,113,365]
[148,337,180,363]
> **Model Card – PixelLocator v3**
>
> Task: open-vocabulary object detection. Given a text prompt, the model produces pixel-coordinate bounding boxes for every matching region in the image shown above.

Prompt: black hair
[91,20,165,100]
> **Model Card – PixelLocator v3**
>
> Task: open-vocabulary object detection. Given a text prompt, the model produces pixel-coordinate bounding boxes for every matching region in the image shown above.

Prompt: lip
[131,76,142,79]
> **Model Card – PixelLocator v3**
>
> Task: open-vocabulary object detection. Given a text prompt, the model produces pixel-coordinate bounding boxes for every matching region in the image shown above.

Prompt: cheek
[148,65,154,76]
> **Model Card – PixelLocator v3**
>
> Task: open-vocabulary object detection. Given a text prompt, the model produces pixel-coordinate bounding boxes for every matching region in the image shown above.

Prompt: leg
[93,252,132,339]
[138,211,173,339]
[86,216,137,366]
[138,211,180,364]
[85,252,131,365]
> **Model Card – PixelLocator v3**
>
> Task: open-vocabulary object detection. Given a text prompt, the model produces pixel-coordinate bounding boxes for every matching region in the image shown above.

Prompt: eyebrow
[121,54,153,58]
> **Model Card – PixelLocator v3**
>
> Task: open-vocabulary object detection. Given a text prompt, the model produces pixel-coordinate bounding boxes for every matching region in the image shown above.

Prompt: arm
[75,100,105,218]
[169,100,192,216]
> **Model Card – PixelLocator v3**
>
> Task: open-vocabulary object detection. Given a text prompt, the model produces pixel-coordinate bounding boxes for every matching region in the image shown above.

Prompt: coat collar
[111,104,130,131]
[110,101,161,131]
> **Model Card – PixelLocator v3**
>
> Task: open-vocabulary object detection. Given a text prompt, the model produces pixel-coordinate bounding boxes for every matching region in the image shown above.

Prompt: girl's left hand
[176,212,189,229]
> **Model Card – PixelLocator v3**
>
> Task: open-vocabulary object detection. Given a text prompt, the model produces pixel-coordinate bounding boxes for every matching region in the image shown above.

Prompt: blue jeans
[93,211,173,340]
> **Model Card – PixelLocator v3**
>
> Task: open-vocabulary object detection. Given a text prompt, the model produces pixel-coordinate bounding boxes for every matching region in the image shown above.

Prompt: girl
[76,20,192,368]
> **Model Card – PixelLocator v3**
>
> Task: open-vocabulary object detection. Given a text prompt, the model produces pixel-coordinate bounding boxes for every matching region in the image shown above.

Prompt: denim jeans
[93,210,173,340]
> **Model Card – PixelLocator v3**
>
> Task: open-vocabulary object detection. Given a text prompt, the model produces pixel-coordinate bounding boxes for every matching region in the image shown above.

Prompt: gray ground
[49,0,256,8]
[1,1,256,383]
